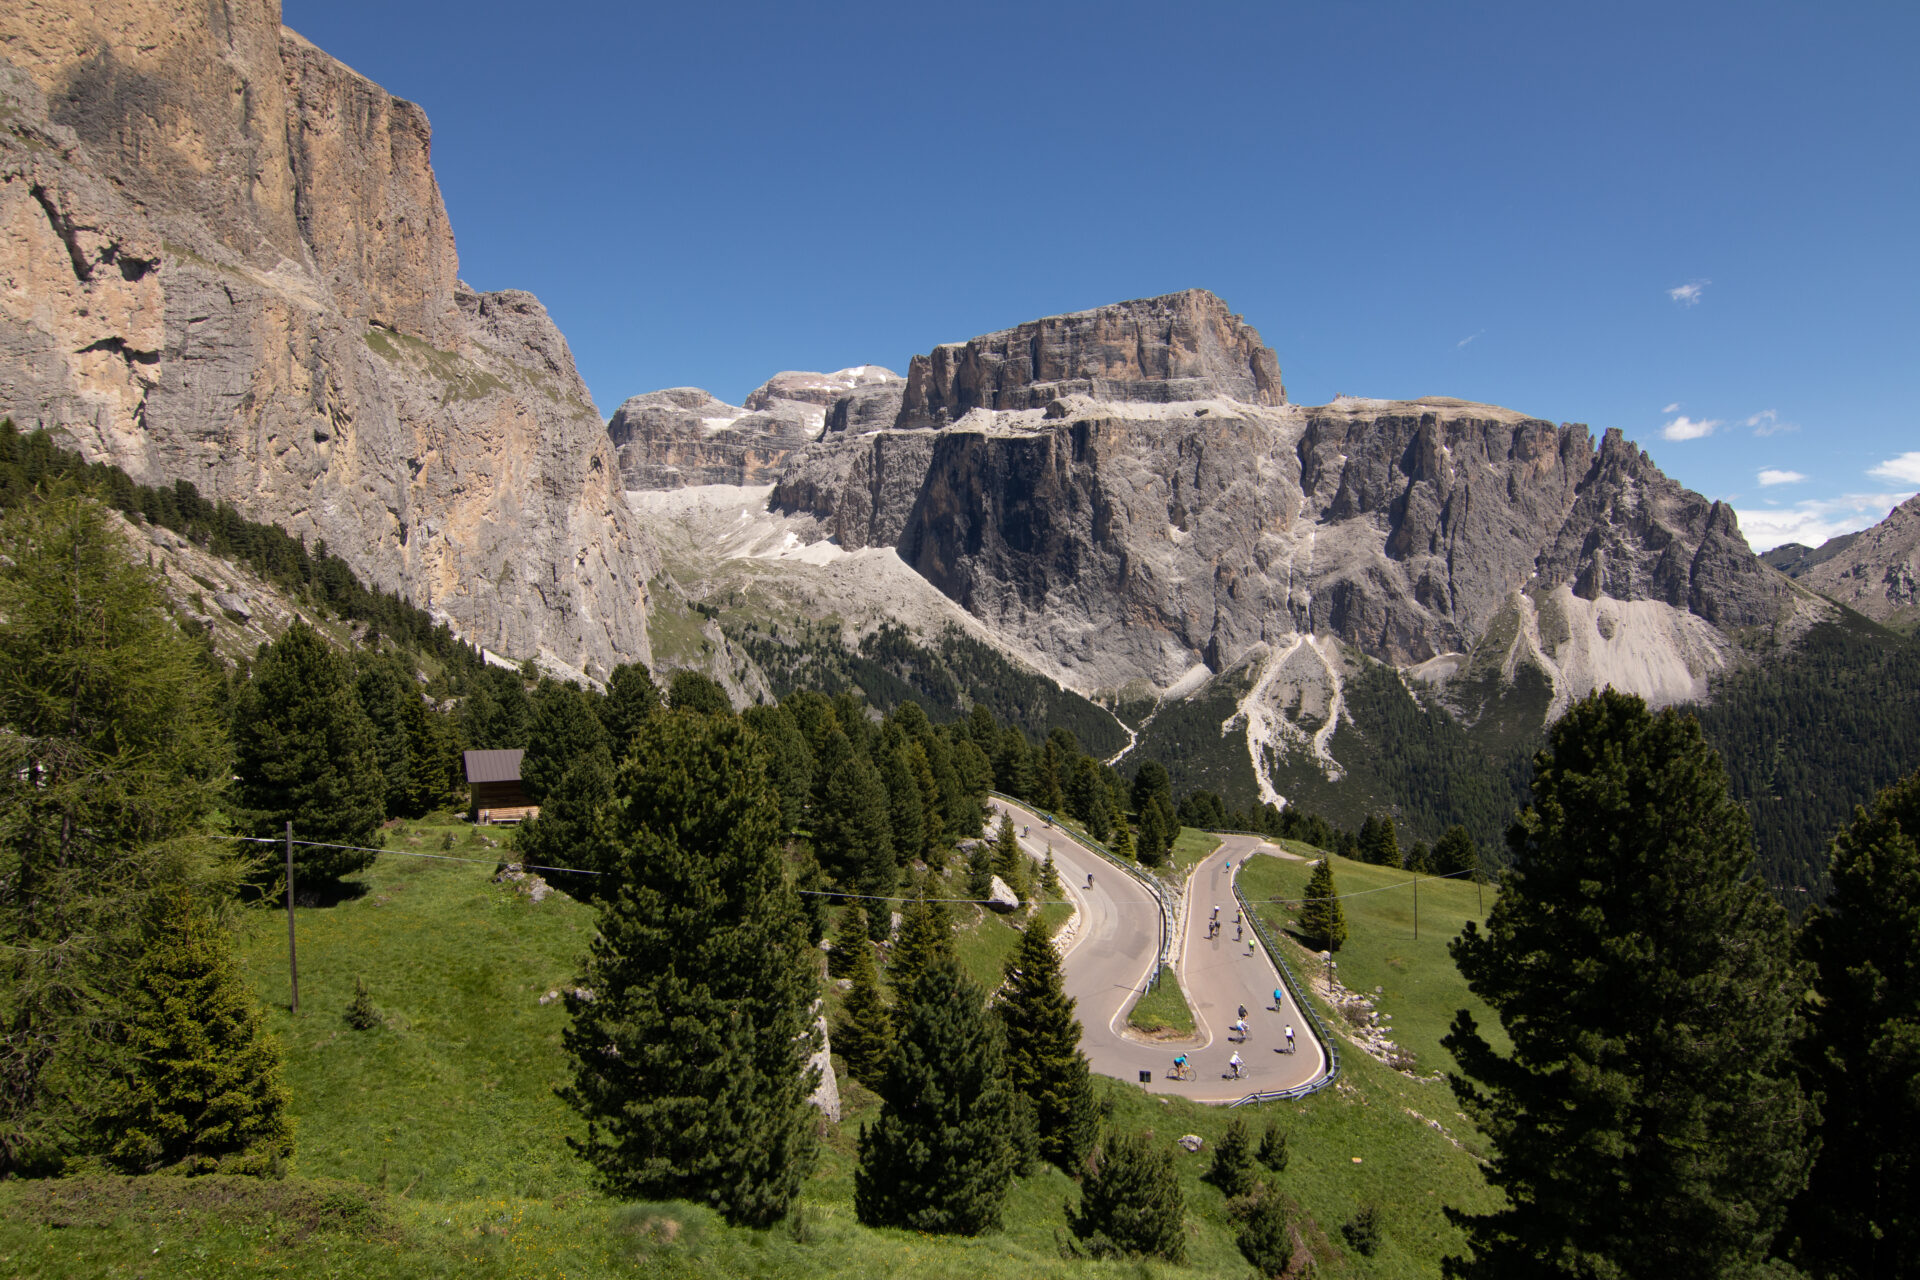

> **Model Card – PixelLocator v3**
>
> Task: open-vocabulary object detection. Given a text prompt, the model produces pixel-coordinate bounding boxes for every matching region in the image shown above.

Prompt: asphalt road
[989,800,1329,1103]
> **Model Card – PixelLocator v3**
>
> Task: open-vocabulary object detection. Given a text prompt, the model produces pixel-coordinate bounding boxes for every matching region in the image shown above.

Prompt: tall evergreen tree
[1130,759,1172,816]
[966,837,995,901]
[666,669,732,717]
[233,623,386,873]
[355,649,446,818]
[597,662,661,756]
[0,490,232,1173]
[1067,1131,1187,1261]
[521,679,610,804]
[989,812,1029,901]
[890,891,952,994]
[814,732,896,907]
[832,909,895,1086]
[1442,690,1813,1280]
[1237,1183,1295,1277]
[107,893,293,1175]
[512,744,618,889]
[902,741,943,862]
[559,711,820,1227]
[855,953,1012,1234]
[1298,857,1348,953]
[457,665,530,751]
[1207,1117,1260,1198]
[742,704,812,833]
[1433,824,1479,877]
[995,916,1097,1172]
[1786,767,1920,1279]
[1137,799,1171,866]
[1357,813,1400,867]
[881,746,926,870]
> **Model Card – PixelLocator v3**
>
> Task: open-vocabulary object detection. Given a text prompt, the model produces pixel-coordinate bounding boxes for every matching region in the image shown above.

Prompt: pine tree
[902,740,943,862]
[1130,760,1172,816]
[0,489,233,1173]
[512,744,618,891]
[989,813,1029,901]
[1106,808,1133,858]
[233,623,386,875]
[598,661,661,756]
[1405,840,1432,874]
[1433,824,1479,877]
[833,910,895,1086]
[881,746,926,871]
[666,669,732,716]
[995,917,1097,1172]
[521,679,610,803]
[1443,690,1812,1279]
[1298,857,1348,953]
[1357,814,1400,867]
[827,902,866,979]
[889,891,951,994]
[1786,767,1920,1279]
[1208,1117,1260,1198]
[743,704,813,833]
[1237,1183,1295,1277]
[345,978,379,1030]
[1040,846,1063,896]
[1067,1131,1187,1261]
[457,665,529,751]
[855,954,1012,1234]
[1257,1123,1290,1173]
[1137,799,1170,866]
[560,711,820,1227]
[814,733,896,905]
[355,650,439,819]
[966,837,995,900]
[108,893,293,1175]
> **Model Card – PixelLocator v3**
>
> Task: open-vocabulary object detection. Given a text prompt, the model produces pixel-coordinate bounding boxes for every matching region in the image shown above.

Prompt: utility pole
[1414,875,1419,941]
[286,821,299,1015]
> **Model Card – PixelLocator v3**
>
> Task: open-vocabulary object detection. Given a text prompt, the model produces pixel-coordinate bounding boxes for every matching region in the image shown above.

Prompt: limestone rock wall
[0,2,652,676]
[895,289,1284,430]
[1782,493,1920,625]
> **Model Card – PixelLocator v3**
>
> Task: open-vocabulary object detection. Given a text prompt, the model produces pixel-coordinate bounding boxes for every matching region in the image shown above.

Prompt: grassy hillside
[1238,851,1508,1076]
[0,818,1505,1278]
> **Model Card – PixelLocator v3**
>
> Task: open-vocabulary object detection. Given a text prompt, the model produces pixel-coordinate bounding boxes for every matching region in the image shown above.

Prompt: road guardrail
[1229,869,1340,1105]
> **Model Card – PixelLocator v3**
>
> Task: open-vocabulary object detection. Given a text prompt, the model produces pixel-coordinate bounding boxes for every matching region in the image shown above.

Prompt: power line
[1259,865,1482,905]
[207,833,606,878]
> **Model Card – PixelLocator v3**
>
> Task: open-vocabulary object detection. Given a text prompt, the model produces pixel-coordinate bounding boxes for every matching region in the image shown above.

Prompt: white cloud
[1869,451,1920,485]
[1746,409,1798,436]
[1662,401,1682,414]
[1733,492,1917,552]
[1456,330,1484,349]
[1661,415,1720,441]
[1757,469,1805,486]
[1668,279,1710,306]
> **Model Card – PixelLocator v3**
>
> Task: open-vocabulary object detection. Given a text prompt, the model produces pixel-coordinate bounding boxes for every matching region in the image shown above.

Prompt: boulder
[1178,1134,1205,1153]
[985,876,1020,913]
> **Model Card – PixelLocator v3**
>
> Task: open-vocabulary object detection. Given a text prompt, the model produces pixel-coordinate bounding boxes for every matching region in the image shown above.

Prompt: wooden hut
[463,749,538,825]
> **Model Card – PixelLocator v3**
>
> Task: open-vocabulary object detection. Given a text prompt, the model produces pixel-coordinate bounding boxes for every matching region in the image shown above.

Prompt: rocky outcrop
[895,289,1284,430]
[768,300,1799,695]
[0,1,653,677]
[611,368,904,491]
[1779,494,1920,625]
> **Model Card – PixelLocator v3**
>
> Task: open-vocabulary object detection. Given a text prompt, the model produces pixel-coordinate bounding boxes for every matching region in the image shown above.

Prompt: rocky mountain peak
[745,366,900,411]
[1775,493,1920,626]
[894,288,1285,430]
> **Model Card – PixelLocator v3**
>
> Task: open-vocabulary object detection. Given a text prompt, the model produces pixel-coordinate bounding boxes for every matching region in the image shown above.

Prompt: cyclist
[1086,871,1094,889]
[1237,1004,1248,1021]
[1211,904,1219,920]
[1172,1053,1189,1080]
[1228,1051,1243,1080]
[1273,986,1284,1011]
[1233,1017,1249,1041]
[1285,1024,1296,1053]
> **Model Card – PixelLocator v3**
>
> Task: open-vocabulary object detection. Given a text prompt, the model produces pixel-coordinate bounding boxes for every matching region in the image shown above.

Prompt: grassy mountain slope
[1,817,1503,1278]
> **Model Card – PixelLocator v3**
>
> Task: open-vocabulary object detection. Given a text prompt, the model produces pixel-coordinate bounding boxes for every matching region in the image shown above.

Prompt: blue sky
[285,0,1915,551]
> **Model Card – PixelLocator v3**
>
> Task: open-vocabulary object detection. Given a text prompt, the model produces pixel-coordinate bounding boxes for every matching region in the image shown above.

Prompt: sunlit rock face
[0,1,653,676]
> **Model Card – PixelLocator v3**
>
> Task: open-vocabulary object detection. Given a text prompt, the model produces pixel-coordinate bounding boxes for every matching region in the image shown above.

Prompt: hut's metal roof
[462,749,525,784]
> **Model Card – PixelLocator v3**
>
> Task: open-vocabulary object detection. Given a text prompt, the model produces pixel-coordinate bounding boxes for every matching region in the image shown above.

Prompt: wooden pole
[286,821,299,1015]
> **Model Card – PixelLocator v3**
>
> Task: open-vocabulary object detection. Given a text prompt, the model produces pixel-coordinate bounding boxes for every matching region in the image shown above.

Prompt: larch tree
[0,489,232,1173]
[559,710,820,1228]
[1442,690,1813,1280]
[1786,767,1920,1279]
[994,916,1096,1172]
[232,622,385,875]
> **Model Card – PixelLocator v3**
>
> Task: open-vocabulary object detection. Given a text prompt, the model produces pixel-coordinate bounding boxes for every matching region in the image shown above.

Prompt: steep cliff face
[896,289,1284,429]
[1773,494,1920,627]
[608,367,901,491]
[767,299,1802,706]
[0,1,652,676]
